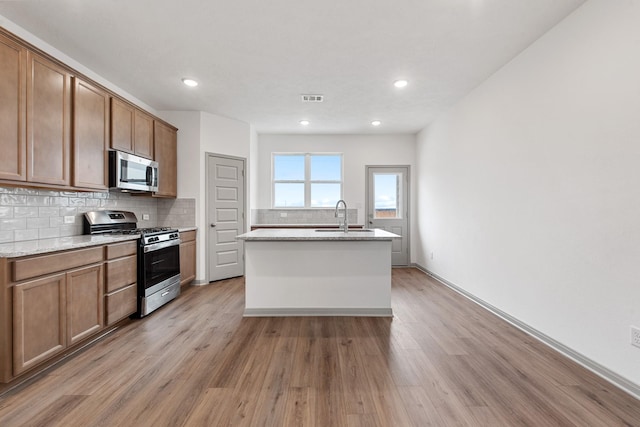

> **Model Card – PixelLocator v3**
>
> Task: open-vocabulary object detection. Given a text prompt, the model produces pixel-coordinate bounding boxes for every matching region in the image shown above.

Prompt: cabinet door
[66,264,103,345]
[73,78,109,189]
[27,52,72,186]
[0,33,26,181]
[179,239,196,287]
[110,97,134,153]
[153,121,177,198]
[13,273,66,375]
[134,110,154,159]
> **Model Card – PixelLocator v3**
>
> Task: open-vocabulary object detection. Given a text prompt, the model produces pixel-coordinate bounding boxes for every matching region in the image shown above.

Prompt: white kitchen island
[236,228,399,317]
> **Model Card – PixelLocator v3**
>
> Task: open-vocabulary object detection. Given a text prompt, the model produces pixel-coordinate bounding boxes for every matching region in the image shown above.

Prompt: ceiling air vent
[301,94,324,103]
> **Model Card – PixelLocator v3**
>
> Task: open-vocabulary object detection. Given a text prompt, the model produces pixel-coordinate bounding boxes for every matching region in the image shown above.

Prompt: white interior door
[206,154,245,282]
[366,166,409,266]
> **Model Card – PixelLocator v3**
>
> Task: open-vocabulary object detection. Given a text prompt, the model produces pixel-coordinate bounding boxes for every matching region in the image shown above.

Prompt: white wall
[416,0,640,390]
[257,134,417,261]
[159,111,251,283]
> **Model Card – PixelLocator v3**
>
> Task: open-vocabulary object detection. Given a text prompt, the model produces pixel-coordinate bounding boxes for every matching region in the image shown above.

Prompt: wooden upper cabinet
[134,110,154,159]
[110,98,154,159]
[0,33,26,181]
[153,121,177,198]
[110,97,135,153]
[73,78,109,190]
[27,52,72,186]
[0,28,178,192]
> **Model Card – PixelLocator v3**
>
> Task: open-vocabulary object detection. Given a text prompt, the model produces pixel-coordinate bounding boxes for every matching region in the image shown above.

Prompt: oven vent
[301,94,324,102]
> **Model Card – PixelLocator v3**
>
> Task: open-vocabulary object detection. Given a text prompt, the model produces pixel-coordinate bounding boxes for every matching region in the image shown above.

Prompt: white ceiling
[0,0,585,134]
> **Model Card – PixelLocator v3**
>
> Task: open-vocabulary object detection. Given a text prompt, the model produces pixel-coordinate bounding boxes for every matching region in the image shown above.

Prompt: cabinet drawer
[180,230,196,243]
[105,255,136,293]
[105,241,137,260]
[12,246,103,282]
[105,283,137,325]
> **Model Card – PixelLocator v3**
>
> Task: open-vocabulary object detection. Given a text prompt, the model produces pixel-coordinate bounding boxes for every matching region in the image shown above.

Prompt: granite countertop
[0,226,198,258]
[237,228,400,241]
[0,234,140,258]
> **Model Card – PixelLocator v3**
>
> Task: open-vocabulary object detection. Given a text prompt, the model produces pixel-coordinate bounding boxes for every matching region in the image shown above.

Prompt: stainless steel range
[84,210,181,317]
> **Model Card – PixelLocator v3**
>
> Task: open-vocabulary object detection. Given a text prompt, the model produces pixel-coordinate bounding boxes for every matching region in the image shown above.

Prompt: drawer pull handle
[161,291,170,297]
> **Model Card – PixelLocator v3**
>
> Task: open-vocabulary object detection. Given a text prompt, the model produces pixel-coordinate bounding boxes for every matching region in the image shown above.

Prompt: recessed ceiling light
[182,78,198,87]
[371,120,382,126]
[393,79,408,88]
[300,120,310,126]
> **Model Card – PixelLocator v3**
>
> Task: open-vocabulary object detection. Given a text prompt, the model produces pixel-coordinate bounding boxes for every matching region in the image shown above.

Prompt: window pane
[274,155,304,180]
[374,173,399,218]
[311,183,341,207]
[274,183,304,207]
[310,155,341,181]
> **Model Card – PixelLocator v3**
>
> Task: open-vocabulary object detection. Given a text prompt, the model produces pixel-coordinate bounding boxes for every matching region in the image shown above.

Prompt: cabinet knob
[210,223,216,228]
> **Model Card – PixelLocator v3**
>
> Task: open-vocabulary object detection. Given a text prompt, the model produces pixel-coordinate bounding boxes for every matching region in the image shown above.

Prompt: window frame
[272,153,343,208]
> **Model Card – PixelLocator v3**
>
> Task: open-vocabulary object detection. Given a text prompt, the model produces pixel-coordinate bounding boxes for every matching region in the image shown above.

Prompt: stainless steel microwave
[108,151,158,192]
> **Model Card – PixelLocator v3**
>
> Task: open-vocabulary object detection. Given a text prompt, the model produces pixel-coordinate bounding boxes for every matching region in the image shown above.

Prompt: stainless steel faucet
[335,199,348,232]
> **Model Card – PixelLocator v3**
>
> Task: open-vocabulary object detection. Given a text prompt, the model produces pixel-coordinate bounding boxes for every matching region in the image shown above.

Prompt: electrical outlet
[337,213,344,218]
[63,216,74,224]
[632,326,640,349]
[280,212,287,218]
[142,214,150,220]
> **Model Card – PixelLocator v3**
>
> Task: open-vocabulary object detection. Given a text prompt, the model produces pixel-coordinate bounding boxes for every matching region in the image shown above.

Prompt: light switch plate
[142,214,150,220]
[63,216,74,224]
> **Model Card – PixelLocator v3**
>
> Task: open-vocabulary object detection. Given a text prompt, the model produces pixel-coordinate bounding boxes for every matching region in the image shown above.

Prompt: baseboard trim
[244,307,393,317]
[412,263,640,400]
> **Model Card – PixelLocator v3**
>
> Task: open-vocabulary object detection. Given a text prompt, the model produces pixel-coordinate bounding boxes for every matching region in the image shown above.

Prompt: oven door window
[142,245,180,290]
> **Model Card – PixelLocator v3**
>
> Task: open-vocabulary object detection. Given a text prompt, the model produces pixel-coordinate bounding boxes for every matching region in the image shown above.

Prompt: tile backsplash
[252,208,358,225]
[0,186,195,243]
[157,198,196,229]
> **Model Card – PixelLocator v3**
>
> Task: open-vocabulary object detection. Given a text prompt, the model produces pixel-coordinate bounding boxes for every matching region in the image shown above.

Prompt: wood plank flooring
[0,268,638,426]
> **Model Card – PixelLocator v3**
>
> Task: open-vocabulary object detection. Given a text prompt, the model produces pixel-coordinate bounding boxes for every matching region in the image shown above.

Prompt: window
[373,173,401,218]
[273,153,343,208]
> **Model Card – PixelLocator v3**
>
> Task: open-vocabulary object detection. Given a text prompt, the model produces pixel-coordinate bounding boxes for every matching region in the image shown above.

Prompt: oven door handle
[143,238,181,253]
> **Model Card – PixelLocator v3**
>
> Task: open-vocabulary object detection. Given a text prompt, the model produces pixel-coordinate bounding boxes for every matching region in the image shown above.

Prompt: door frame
[365,165,410,266]
[205,152,247,282]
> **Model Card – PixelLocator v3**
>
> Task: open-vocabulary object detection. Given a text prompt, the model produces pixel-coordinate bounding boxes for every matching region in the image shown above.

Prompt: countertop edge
[0,234,141,258]
[237,228,400,242]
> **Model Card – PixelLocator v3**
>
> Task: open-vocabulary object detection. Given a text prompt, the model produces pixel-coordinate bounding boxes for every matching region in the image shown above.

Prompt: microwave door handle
[150,166,158,189]
[147,165,154,187]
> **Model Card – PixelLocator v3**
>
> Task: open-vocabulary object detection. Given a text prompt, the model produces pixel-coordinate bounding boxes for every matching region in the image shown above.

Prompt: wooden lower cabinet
[104,241,137,325]
[66,264,103,345]
[12,264,103,375]
[12,273,66,375]
[3,240,138,382]
[105,284,137,325]
[179,230,197,287]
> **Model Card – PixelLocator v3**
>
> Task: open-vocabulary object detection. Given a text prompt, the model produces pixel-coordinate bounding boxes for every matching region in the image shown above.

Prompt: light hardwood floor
[0,268,638,426]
